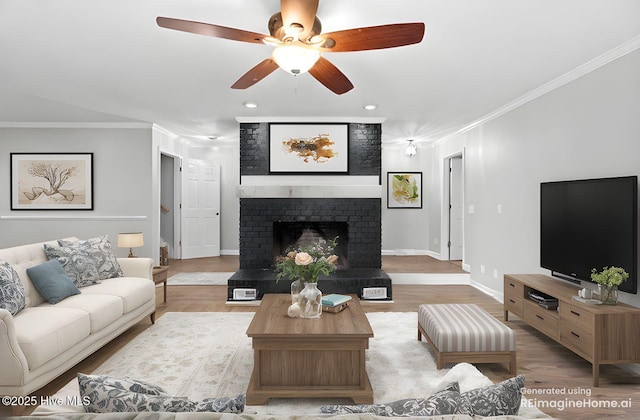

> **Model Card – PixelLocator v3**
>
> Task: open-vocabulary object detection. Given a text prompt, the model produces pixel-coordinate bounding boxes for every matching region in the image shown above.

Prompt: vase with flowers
[275,236,339,318]
[590,266,629,305]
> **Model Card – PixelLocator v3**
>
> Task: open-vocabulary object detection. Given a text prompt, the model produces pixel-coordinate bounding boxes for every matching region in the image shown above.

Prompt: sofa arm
[117,258,153,280]
[0,308,29,388]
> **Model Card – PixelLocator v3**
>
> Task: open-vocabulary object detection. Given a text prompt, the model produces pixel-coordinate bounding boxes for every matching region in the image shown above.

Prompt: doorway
[160,153,182,260]
[447,154,464,261]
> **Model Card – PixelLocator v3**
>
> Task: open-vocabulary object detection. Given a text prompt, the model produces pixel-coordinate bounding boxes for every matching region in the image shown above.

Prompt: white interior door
[181,159,220,259]
[448,156,464,260]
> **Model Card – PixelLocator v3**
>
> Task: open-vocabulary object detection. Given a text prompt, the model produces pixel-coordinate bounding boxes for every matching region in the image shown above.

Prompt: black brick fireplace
[227,122,391,301]
[239,198,381,270]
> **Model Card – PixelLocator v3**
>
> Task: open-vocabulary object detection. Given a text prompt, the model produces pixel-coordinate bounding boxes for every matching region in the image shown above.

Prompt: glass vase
[298,282,322,319]
[290,279,302,305]
[599,284,618,305]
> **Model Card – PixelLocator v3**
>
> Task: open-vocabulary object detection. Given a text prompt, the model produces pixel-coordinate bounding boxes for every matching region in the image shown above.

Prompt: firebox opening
[273,222,349,269]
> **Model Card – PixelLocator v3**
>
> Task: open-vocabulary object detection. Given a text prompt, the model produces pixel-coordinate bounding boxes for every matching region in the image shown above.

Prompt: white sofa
[0,237,156,396]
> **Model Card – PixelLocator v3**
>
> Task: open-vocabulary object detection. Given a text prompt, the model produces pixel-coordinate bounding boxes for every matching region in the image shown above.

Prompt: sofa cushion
[14,307,90,370]
[58,236,123,280]
[78,373,245,414]
[27,260,81,304]
[0,259,26,315]
[44,243,101,288]
[46,294,123,333]
[80,277,155,313]
[460,374,525,416]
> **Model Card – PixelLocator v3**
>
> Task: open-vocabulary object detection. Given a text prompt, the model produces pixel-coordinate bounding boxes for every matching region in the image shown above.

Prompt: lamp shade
[271,42,320,75]
[118,232,144,248]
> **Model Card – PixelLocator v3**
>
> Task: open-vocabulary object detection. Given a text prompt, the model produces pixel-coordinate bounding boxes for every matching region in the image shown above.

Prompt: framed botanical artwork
[269,123,349,174]
[10,153,94,210]
[387,172,422,209]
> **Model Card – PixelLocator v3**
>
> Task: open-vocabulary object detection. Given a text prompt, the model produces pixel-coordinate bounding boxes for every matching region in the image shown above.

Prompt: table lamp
[118,232,144,258]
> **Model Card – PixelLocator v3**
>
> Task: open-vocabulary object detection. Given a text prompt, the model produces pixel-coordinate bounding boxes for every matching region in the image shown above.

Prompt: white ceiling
[1,0,639,145]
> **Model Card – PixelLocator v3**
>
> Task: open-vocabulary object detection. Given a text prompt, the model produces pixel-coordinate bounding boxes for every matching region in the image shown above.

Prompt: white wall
[432,48,640,305]
[0,125,155,258]
[381,143,437,255]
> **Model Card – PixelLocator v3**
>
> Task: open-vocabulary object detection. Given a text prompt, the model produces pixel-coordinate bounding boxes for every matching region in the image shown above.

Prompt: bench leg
[150,311,156,324]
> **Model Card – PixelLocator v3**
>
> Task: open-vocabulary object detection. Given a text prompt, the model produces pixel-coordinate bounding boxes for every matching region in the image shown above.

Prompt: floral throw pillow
[321,382,468,416]
[459,374,525,416]
[44,243,101,288]
[58,236,123,280]
[0,260,26,315]
[77,373,245,414]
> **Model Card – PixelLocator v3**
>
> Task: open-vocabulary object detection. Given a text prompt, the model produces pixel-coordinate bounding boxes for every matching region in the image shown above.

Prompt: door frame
[441,150,465,264]
[160,151,182,260]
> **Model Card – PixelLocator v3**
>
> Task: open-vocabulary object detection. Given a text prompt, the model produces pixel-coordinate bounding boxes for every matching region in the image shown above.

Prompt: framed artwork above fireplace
[269,123,349,174]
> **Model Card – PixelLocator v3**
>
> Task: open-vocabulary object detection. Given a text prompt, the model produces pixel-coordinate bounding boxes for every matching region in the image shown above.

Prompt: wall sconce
[405,139,417,157]
[118,232,144,258]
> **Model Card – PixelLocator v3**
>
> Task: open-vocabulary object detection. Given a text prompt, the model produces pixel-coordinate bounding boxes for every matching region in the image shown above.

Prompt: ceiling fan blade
[319,23,425,52]
[156,17,267,44]
[280,0,319,40]
[308,56,354,95]
[231,59,280,89]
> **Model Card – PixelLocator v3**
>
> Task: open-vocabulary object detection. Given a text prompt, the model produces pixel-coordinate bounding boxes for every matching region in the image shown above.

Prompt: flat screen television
[540,175,638,294]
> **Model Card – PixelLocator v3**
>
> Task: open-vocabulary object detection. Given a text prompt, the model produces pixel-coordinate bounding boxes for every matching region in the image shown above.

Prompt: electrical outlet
[480,265,486,274]
[493,269,499,278]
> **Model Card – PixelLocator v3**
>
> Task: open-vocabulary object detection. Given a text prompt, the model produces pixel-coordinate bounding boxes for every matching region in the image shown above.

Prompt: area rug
[166,272,235,285]
[36,312,547,418]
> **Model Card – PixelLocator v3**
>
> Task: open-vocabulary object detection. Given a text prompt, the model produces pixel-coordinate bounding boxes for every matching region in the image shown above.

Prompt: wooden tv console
[504,274,640,386]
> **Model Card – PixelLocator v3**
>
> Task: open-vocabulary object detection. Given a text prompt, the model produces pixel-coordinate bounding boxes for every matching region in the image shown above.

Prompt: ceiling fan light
[271,43,320,75]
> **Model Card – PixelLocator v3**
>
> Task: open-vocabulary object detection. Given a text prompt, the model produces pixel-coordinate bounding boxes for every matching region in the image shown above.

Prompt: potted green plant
[590,266,629,305]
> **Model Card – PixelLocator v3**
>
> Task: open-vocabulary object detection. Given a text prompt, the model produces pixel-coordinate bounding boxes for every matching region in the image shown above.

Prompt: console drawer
[504,278,524,316]
[560,321,594,359]
[560,301,595,331]
[524,300,559,339]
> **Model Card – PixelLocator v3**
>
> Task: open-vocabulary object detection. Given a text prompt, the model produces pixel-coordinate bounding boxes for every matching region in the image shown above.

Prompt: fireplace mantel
[238,185,382,199]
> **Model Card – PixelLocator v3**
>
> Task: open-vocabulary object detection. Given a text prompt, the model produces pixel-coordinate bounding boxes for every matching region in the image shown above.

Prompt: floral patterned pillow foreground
[321,375,525,417]
[77,373,245,413]
[321,382,472,416]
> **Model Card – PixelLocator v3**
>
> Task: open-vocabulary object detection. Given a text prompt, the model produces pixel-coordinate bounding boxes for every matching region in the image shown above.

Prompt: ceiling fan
[156,0,425,95]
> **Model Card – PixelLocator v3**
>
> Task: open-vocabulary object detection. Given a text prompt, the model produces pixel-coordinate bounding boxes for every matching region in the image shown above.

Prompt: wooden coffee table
[245,294,374,405]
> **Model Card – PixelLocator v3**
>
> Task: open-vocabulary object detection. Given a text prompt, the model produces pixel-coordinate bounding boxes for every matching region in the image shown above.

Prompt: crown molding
[0,122,152,129]
[435,35,640,145]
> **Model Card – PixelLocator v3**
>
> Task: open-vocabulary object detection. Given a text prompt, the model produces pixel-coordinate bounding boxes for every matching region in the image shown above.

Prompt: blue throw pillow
[27,260,80,304]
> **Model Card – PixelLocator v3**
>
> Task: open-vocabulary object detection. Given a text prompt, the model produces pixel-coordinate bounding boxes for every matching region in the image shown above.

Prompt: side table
[152,266,170,303]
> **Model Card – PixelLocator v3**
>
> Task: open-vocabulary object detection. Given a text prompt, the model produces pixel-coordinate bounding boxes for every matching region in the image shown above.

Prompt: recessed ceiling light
[363,104,378,111]
[243,101,258,109]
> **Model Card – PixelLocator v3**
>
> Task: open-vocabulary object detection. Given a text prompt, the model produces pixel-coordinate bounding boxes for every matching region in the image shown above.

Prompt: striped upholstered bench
[417,303,516,374]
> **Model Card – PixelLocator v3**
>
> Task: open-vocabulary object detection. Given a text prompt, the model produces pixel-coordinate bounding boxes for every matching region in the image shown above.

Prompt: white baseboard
[388,273,471,285]
[382,249,442,259]
[220,249,239,256]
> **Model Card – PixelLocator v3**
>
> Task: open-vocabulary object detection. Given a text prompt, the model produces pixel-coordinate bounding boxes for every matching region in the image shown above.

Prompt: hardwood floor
[6,255,640,419]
